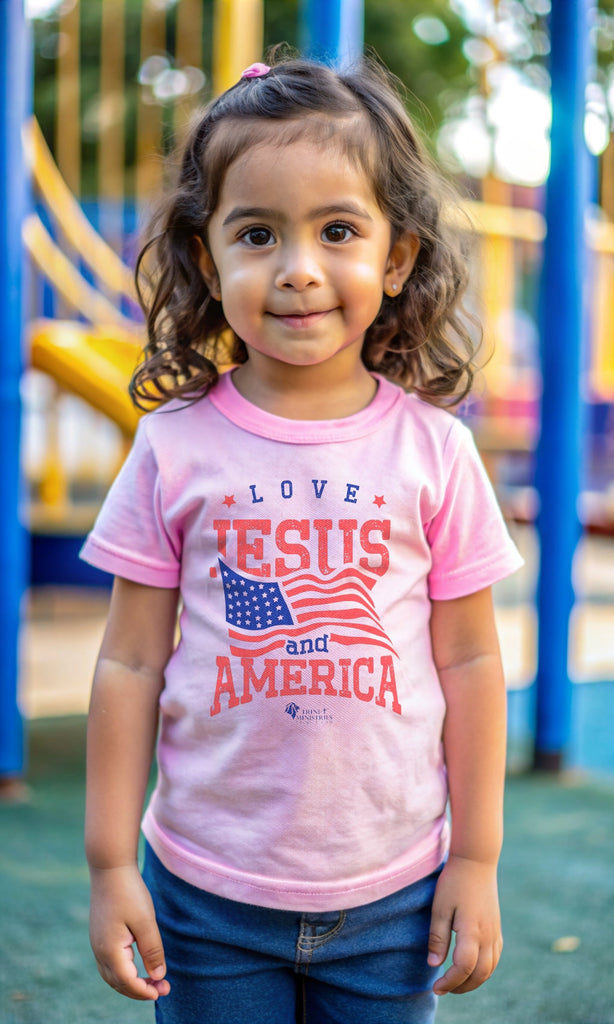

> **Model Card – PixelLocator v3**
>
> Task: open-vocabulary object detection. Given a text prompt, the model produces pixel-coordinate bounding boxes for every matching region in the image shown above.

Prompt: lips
[271,309,332,328]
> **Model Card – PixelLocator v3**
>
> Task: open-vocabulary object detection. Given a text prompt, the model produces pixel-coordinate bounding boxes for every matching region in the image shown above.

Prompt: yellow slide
[29,319,142,437]
[24,117,144,436]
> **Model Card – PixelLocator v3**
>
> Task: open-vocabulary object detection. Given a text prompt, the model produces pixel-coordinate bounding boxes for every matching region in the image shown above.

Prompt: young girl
[82,56,523,1024]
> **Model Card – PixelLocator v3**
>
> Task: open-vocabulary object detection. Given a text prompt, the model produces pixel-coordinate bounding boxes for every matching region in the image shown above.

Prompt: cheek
[347,263,387,304]
[217,269,268,337]
[349,248,390,285]
[220,261,265,298]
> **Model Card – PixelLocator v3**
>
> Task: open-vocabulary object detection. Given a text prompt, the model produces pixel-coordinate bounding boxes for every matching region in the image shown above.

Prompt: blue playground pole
[300,0,364,66]
[0,0,29,782]
[533,0,590,770]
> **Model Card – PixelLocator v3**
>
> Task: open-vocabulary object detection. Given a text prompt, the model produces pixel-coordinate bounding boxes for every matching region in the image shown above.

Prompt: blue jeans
[143,844,441,1024]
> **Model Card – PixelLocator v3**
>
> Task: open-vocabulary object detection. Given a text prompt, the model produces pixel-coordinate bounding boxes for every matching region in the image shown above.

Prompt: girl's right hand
[89,863,170,1001]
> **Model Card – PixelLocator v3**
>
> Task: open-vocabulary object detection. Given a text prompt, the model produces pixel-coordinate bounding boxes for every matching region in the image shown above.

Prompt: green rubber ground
[1,716,613,1024]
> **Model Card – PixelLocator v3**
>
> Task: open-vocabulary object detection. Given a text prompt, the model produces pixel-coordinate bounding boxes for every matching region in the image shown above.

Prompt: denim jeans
[143,844,441,1024]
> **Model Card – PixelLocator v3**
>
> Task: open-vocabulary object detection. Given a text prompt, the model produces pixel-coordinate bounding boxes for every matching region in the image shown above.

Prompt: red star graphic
[222,495,236,508]
[373,495,386,508]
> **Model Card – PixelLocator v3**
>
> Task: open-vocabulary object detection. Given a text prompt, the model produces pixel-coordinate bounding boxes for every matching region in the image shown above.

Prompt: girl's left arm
[427,586,507,996]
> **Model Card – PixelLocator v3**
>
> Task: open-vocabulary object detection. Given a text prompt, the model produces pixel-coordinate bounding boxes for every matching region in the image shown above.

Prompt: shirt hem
[141,810,450,912]
[428,550,524,601]
[80,536,180,588]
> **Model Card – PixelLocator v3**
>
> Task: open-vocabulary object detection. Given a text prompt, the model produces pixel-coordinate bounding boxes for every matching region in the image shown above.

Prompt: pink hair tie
[241,62,271,79]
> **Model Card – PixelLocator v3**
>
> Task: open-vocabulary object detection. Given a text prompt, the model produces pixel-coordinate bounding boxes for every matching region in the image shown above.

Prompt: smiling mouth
[270,309,333,328]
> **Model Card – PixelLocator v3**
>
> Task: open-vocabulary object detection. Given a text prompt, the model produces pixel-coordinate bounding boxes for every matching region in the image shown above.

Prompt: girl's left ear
[384,232,420,297]
[193,236,222,301]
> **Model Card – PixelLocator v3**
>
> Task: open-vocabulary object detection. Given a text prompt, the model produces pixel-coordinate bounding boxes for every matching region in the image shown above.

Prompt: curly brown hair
[131,54,480,410]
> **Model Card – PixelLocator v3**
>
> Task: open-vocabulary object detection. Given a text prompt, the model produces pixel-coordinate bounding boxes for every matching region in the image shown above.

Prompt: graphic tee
[81,372,523,911]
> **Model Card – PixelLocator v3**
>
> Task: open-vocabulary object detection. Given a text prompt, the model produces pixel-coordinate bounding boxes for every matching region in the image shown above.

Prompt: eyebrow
[221,202,374,227]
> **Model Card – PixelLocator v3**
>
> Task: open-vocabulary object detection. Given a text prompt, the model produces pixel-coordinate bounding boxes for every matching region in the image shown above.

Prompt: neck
[231,359,377,420]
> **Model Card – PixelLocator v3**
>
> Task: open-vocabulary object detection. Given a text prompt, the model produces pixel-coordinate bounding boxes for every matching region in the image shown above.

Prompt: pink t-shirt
[81,372,523,911]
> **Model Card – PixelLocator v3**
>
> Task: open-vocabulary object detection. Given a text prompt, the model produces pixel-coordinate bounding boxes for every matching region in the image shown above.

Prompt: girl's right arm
[85,576,179,1001]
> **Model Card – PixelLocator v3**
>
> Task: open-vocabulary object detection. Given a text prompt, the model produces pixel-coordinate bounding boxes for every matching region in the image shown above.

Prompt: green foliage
[30,1,614,197]
[364,0,469,136]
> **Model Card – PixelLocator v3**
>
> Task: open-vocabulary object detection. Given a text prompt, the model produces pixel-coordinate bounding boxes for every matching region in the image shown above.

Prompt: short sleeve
[80,420,181,587]
[426,419,523,600]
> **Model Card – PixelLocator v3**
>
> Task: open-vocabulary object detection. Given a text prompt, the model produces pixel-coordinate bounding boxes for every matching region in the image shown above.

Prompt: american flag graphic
[219,559,398,658]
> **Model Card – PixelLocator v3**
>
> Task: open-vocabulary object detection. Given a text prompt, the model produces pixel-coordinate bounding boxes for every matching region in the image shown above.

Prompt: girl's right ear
[193,236,222,301]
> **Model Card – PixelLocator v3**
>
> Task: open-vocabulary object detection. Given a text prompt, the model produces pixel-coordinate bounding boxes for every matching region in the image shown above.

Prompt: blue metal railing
[0,0,30,778]
[533,0,592,768]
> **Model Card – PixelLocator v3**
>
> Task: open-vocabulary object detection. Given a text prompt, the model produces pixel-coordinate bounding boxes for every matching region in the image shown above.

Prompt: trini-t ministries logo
[284,703,333,723]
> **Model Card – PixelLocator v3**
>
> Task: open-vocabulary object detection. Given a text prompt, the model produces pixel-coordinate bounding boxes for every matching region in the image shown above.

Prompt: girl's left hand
[427,854,503,995]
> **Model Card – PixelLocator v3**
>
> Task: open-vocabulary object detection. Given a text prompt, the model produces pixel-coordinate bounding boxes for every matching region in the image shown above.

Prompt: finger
[432,938,478,995]
[427,912,453,968]
[95,925,170,1002]
[433,960,473,996]
[135,922,168,989]
[113,972,169,1001]
[95,950,166,1001]
[445,942,501,994]
[137,937,169,995]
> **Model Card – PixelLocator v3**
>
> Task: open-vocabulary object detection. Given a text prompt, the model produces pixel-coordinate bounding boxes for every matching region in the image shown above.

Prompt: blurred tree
[32,0,214,194]
[364,0,469,134]
[439,0,614,188]
[262,0,469,136]
[30,0,614,197]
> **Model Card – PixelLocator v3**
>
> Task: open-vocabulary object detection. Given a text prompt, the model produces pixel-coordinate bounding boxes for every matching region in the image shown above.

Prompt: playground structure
[1,0,613,783]
[23,101,614,537]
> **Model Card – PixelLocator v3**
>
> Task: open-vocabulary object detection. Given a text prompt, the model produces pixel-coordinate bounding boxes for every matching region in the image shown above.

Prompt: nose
[274,241,323,291]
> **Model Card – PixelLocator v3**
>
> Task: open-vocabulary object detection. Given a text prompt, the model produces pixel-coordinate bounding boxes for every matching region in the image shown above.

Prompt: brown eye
[243,227,274,246]
[322,223,353,243]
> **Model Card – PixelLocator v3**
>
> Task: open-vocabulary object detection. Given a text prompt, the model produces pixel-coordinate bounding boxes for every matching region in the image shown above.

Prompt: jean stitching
[297,910,346,954]
[296,918,313,971]
[296,939,315,966]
